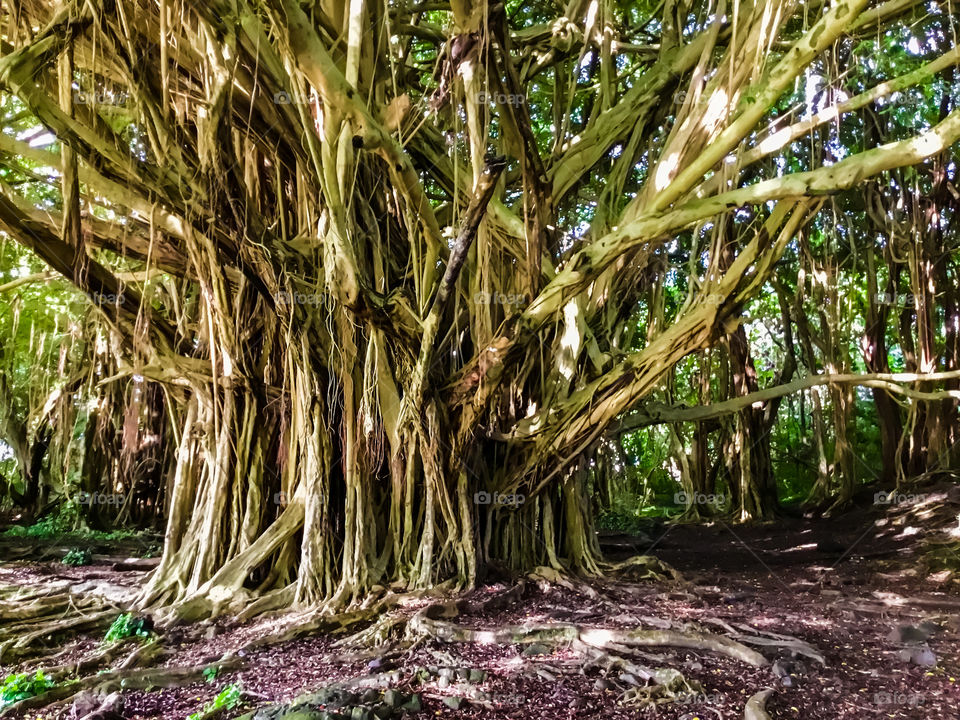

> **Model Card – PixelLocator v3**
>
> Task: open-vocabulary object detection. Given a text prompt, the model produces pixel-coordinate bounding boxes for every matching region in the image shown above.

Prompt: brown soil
[2,489,959,720]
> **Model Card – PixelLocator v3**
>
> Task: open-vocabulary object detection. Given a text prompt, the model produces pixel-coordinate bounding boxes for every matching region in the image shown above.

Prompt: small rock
[351,708,372,720]
[437,676,450,688]
[438,667,456,680]
[888,624,932,644]
[359,689,379,704]
[618,673,641,687]
[400,694,421,712]
[535,668,557,682]
[522,643,550,656]
[441,697,464,709]
[911,647,937,667]
[382,690,405,708]
[772,658,803,687]
[816,539,848,555]
[372,705,392,720]
[594,678,614,691]
[467,669,486,683]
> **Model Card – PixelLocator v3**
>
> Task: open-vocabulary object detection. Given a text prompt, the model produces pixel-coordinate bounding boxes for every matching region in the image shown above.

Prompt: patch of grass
[0,671,54,708]
[103,613,154,644]
[62,547,92,566]
[186,682,242,720]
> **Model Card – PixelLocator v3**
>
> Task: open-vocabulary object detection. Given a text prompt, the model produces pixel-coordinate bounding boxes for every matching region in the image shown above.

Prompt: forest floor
[3,487,960,720]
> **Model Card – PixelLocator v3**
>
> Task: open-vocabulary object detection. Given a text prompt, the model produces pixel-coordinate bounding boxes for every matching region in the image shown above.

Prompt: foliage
[186,683,242,720]
[103,613,153,644]
[0,671,53,708]
[1,503,80,538]
[61,548,92,566]
[597,503,666,533]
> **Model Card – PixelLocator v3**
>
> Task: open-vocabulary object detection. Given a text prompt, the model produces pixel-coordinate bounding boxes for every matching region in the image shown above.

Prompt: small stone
[351,708,372,720]
[400,694,421,712]
[889,624,932,644]
[438,667,456,680]
[535,668,556,682]
[437,676,450,688]
[441,697,464,709]
[467,669,486,683]
[522,643,550,656]
[382,690,405,708]
[594,678,614,691]
[359,689,379,704]
[372,704,392,720]
[618,673,641,687]
[911,647,937,667]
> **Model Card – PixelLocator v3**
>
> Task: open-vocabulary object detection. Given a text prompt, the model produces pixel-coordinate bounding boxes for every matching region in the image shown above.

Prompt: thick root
[744,688,775,720]
[0,653,241,718]
[406,597,768,666]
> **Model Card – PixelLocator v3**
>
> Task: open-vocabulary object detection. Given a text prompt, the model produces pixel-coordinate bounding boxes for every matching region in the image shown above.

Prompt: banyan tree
[1,0,959,619]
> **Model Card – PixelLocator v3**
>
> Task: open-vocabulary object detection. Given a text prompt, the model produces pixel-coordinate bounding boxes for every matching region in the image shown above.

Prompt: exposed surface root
[0,652,241,717]
[744,688,775,719]
[0,584,126,663]
[407,598,769,666]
